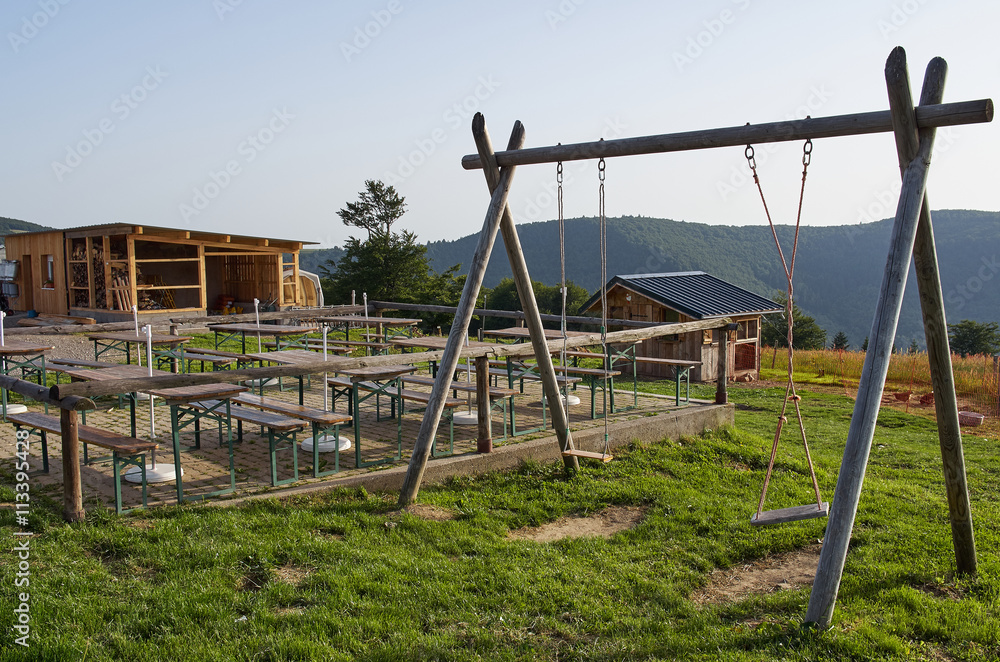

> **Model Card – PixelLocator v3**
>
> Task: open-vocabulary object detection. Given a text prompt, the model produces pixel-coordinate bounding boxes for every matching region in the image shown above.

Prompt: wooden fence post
[61,408,84,522]
[716,326,729,404]
[884,46,977,576]
[806,49,947,628]
[475,355,492,453]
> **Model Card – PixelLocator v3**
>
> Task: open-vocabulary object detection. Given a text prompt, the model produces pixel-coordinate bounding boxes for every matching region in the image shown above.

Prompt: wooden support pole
[479,126,580,472]
[475,355,492,453]
[806,50,946,628]
[61,408,84,523]
[885,48,977,575]
[398,116,525,506]
[461,99,992,170]
[716,324,736,404]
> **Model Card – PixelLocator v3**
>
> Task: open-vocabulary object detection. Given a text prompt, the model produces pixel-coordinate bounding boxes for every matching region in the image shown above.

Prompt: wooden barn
[580,271,781,382]
[4,224,316,321]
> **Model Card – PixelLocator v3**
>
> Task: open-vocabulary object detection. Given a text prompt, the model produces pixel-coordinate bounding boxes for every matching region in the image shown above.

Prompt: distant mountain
[0,216,51,241]
[422,210,1000,351]
[298,247,344,275]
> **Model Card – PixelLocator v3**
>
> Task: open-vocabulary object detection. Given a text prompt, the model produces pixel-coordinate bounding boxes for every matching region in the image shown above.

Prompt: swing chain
[802,138,813,167]
[745,144,756,170]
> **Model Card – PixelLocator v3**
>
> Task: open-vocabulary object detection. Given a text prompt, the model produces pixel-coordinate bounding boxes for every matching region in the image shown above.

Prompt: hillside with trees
[0,216,51,241]
[422,209,1000,351]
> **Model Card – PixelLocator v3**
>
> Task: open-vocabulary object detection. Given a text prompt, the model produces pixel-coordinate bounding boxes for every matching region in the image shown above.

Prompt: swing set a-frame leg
[806,48,976,629]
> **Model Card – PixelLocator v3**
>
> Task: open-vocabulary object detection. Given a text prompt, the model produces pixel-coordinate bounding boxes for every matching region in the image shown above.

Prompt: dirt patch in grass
[918,582,964,601]
[405,504,457,521]
[691,543,822,605]
[274,563,310,587]
[507,506,646,543]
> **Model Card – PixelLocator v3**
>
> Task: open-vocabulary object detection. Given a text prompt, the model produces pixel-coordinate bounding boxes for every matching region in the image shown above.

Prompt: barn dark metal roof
[581,271,782,320]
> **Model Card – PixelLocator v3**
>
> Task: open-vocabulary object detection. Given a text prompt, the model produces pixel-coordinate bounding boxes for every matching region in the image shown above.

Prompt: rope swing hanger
[746,134,828,526]
[560,153,613,463]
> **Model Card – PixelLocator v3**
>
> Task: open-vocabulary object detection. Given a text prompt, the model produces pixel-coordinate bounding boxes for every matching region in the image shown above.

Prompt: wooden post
[475,355,492,453]
[398,117,525,506]
[479,130,579,471]
[884,47,977,576]
[61,408,84,522]
[716,325,733,404]
[806,50,946,628]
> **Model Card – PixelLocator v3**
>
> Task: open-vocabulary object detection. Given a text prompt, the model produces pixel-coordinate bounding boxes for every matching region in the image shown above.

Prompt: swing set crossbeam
[461,99,992,169]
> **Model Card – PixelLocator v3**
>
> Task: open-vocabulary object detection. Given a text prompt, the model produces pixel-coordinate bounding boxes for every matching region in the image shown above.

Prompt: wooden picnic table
[87,331,191,370]
[0,340,53,419]
[61,364,172,438]
[331,364,417,468]
[485,326,590,342]
[144,382,250,504]
[244,349,343,405]
[208,322,318,353]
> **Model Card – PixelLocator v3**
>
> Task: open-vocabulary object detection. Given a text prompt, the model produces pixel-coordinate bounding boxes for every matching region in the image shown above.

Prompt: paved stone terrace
[1,332,726,512]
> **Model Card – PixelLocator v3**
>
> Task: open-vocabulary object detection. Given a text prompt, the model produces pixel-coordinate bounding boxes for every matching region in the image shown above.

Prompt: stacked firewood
[91,245,106,308]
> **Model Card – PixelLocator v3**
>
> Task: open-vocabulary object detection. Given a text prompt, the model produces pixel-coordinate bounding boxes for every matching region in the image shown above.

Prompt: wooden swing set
[398,47,992,628]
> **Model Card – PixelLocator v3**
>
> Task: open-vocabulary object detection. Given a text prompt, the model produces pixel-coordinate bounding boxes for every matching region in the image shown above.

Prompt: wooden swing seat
[751,501,829,526]
[562,449,613,463]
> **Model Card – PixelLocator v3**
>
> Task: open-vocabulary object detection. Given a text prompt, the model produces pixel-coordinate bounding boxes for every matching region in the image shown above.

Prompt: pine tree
[832,331,849,350]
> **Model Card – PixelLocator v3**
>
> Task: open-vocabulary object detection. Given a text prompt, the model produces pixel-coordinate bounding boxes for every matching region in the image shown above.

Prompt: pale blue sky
[1,1,996,248]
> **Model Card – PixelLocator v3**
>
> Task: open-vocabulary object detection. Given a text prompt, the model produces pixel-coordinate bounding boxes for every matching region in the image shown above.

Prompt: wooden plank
[38,313,98,325]
[751,502,829,526]
[461,99,993,170]
[370,300,664,329]
[806,48,946,629]
[562,449,613,463]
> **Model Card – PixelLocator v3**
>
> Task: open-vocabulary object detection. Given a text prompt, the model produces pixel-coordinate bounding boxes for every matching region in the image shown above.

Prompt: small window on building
[42,255,54,289]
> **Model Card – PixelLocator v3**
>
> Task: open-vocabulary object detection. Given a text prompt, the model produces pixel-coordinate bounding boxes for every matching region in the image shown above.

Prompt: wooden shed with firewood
[580,271,781,382]
[4,224,316,321]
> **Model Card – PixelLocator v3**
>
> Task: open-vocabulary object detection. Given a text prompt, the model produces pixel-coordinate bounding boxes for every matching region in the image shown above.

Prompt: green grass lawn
[1,384,998,660]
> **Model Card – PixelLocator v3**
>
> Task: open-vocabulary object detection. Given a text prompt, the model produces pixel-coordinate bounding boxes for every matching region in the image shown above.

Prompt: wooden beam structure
[370,300,666,329]
[805,48,951,628]
[885,49,977,576]
[461,99,992,169]
[398,118,526,505]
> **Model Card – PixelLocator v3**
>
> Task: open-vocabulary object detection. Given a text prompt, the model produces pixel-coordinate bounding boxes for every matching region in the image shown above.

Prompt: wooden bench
[230,393,352,477]
[183,351,237,372]
[403,375,521,439]
[190,400,308,486]
[8,411,157,514]
[327,376,463,457]
[181,348,259,368]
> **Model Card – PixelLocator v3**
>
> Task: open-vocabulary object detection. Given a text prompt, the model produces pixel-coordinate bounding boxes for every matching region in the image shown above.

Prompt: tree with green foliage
[908,338,920,354]
[862,336,869,351]
[948,319,1000,357]
[761,293,827,350]
[336,179,407,240]
[321,180,457,308]
[832,331,849,350]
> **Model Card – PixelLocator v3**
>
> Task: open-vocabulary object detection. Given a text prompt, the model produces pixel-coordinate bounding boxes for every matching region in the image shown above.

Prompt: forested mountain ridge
[271,210,1000,350]
[0,216,51,240]
[423,210,1000,350]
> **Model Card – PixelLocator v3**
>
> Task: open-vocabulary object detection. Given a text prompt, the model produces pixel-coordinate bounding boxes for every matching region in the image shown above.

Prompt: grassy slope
[0,386,997,661]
